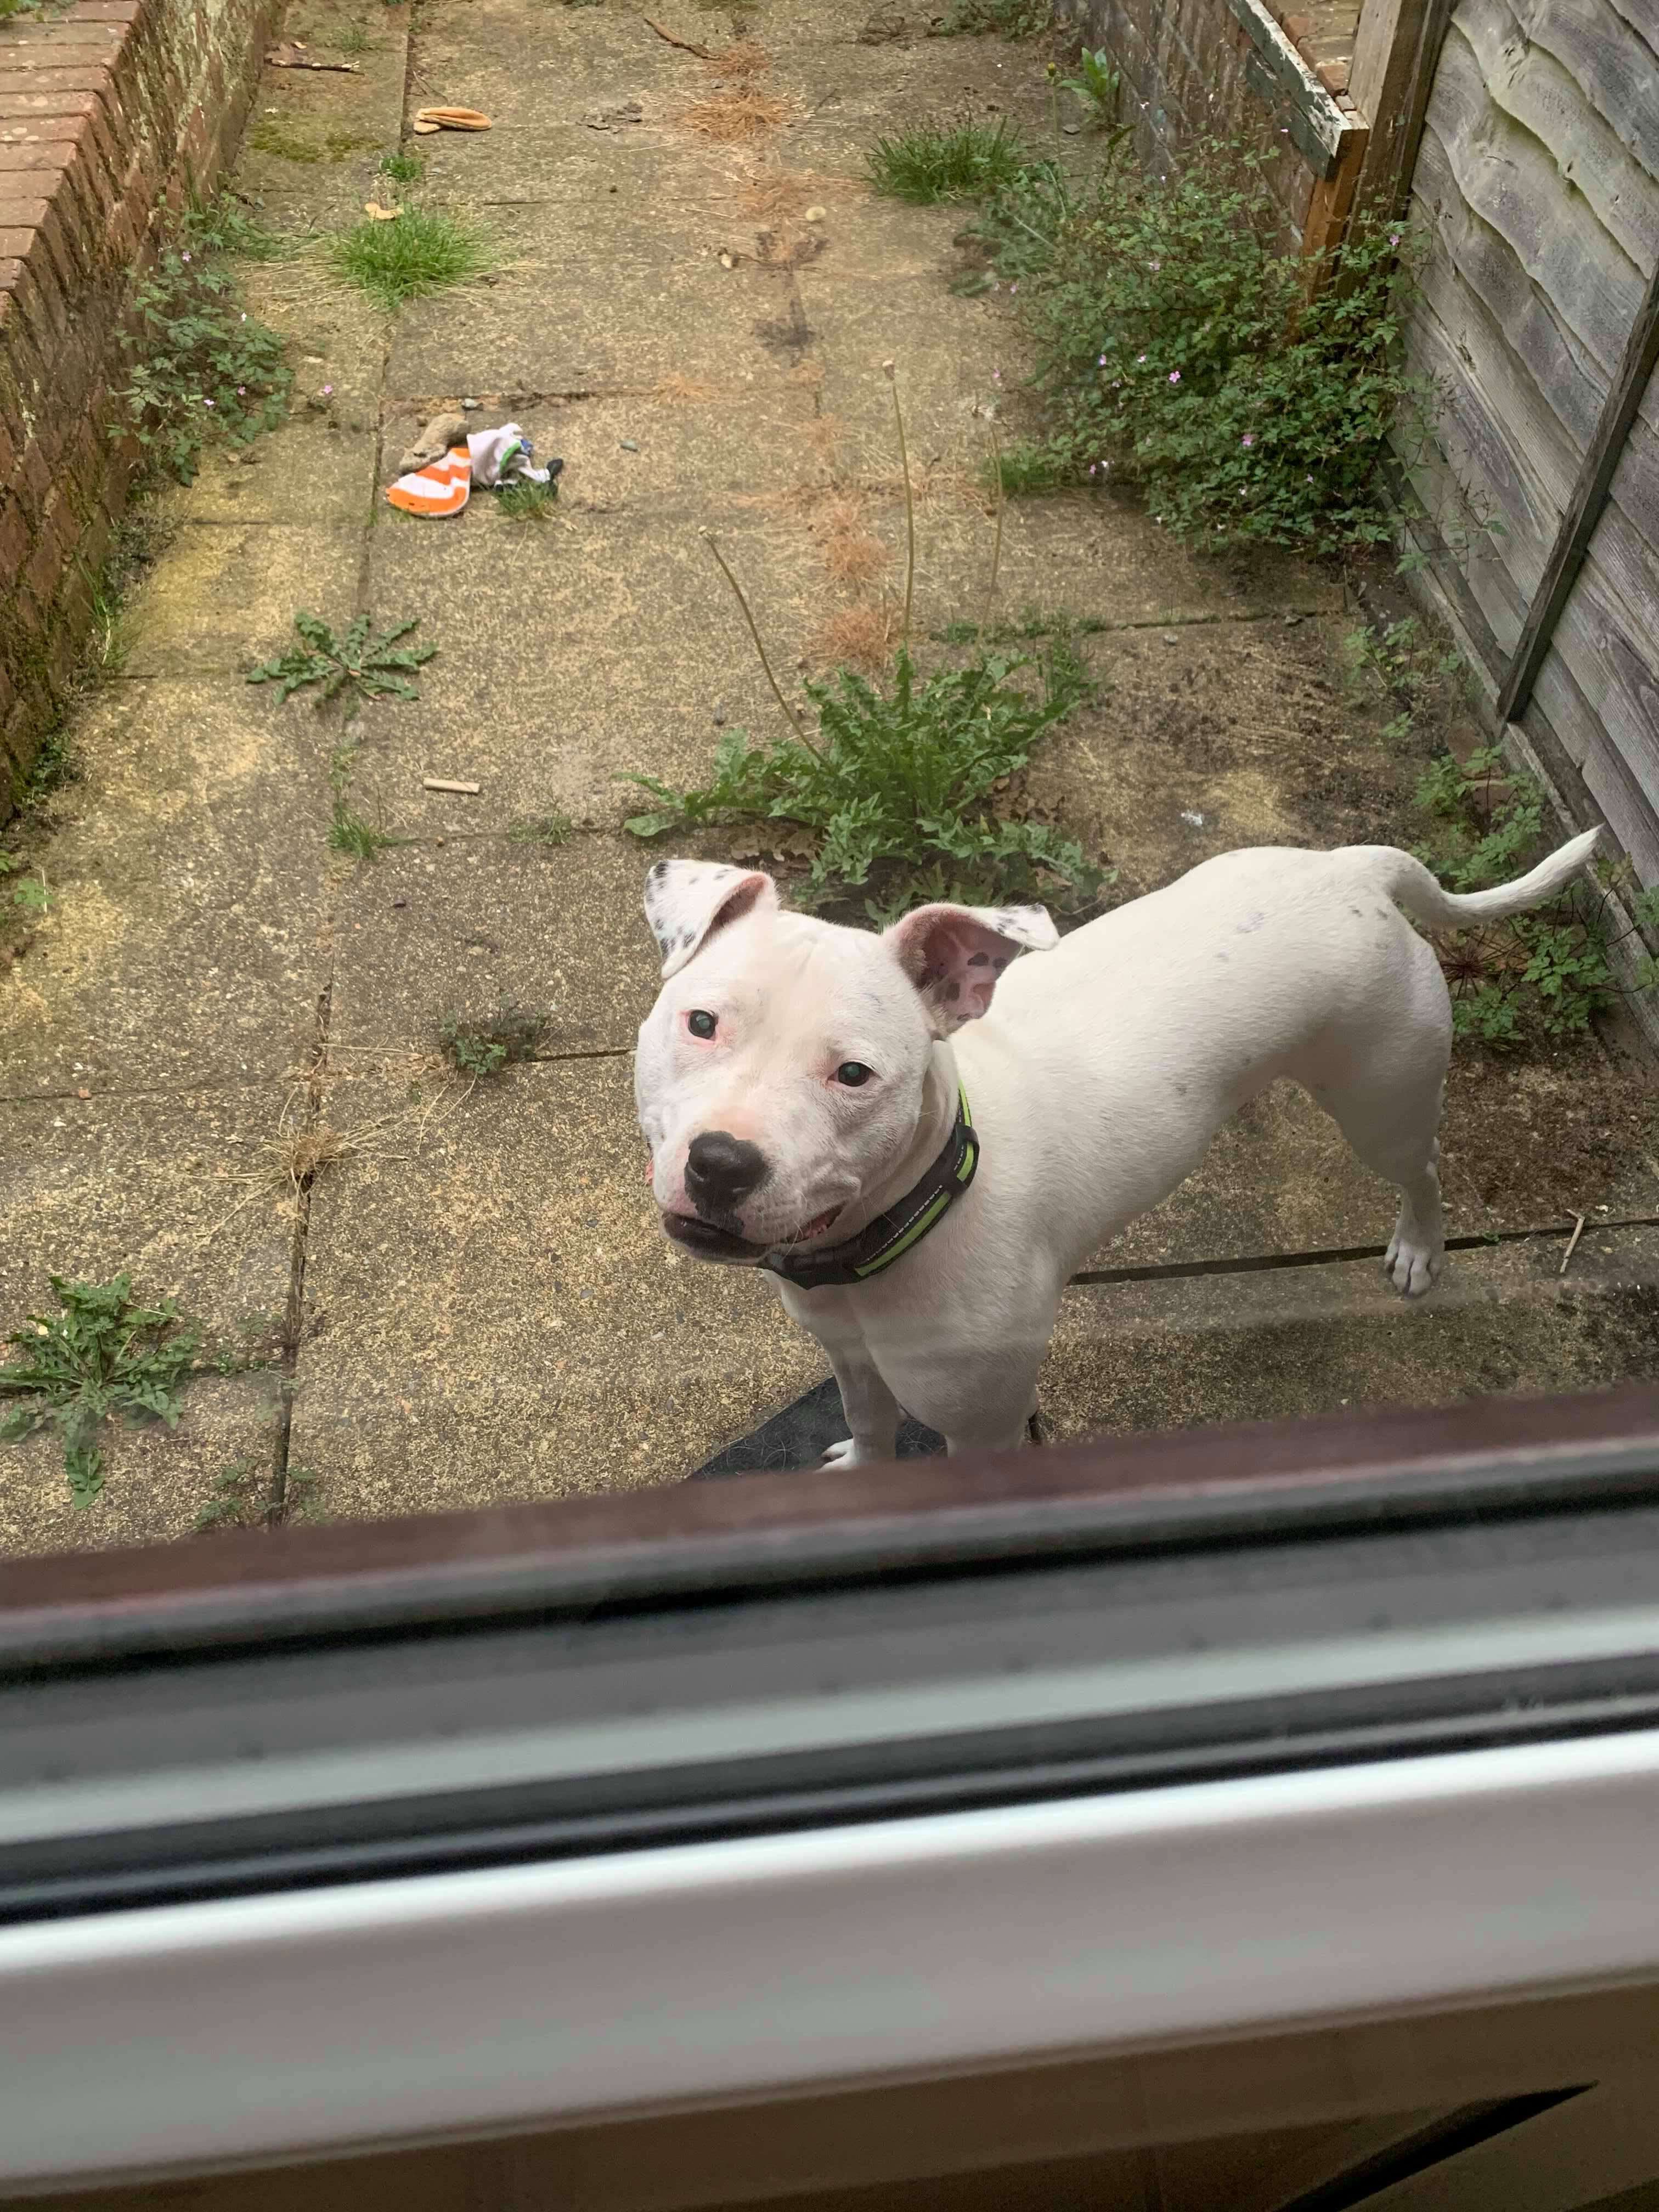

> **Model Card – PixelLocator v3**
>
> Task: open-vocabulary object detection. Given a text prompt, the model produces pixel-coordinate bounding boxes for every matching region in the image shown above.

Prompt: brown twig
[699,530,822,754]
[1559,1212,1588,1277]
[645,16,712,56]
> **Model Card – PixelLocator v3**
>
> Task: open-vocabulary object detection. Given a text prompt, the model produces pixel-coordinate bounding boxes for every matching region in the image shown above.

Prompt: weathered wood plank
[1530,644,1659,884]
[1543,539,1659,802]
[1402,301,1566,597]
[1519,0,1659,189]
[1498,266,1659,721]
[1396,424,1532,656]
[1424,24,1647,376]
[1413,245,1585,516]
[1411,123,1610,455]
[1458,0,1659,271]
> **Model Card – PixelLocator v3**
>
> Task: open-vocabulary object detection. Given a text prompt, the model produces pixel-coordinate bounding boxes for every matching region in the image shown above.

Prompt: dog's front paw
[1385,1232,1443,1299]
[821,1437,863,1468]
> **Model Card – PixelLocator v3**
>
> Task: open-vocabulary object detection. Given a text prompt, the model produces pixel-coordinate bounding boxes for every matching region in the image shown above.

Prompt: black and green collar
[760,1086,979,1291]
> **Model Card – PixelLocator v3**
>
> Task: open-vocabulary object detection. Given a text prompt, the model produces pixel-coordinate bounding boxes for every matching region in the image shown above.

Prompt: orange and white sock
[385,444,471,517]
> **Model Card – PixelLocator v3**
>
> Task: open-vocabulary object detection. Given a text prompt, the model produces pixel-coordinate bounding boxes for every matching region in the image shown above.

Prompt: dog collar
[759,1086,979,1290]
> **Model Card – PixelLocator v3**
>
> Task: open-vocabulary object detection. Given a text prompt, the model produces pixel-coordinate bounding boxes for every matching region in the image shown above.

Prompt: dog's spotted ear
[643,860,778,979]
[884,901,1057,1034]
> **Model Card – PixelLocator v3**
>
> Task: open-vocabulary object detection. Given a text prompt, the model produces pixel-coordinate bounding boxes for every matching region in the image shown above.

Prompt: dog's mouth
[662,1203,843,1263]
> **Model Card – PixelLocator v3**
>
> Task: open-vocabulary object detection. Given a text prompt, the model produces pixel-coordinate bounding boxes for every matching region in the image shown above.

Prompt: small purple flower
[1098,353,1107,366]
[1169,370,1181,383]
[321,383,334,396]
[1136,352,1147,364]
[181,251,191,263]
[203,397,215,408]
[1088,462,1097,475]
[1389,232,1401,246]
[1241,433,1254,447]
[237,385,246,396]
[1148,259,1160,272]
[1009,283,1018,295]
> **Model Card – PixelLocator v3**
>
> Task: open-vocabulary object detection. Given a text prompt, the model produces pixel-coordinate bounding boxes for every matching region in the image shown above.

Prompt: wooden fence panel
[1397,0,1659,884]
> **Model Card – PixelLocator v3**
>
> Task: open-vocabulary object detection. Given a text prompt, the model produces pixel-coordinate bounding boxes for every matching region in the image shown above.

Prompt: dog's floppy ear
[884,901,1057,1034]
[643,860,778,979]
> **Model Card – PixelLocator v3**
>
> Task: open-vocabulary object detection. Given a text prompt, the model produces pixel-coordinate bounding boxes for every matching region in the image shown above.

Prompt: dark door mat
[691,1379,946,1479]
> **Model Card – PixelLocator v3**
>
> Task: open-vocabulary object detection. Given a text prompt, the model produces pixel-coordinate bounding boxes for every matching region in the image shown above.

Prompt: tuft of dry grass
[812,601,894,672]
[651,373,724,402]
[683,85,800,143]
[706,38,770,75]
[823,521,889,587]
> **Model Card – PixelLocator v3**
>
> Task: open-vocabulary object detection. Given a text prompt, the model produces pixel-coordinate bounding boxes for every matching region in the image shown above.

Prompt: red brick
[0,228,33,259]
[0,69,114,97]
[1316,58,1349,92]
[0,139,77,176]
[0,488,29,581]
[0,410,15,484]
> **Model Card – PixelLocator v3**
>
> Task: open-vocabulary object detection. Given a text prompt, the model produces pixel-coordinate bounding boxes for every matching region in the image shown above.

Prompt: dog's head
[635,861,1056,1263]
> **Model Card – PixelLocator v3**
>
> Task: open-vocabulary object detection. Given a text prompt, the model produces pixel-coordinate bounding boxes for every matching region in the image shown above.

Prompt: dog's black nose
[685,1131,767,1214]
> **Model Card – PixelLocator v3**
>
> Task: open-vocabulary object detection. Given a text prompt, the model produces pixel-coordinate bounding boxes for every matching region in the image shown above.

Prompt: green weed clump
[328,207,494,308]
[1414,746,1659,1049]
[111,196,291,484]
[247,611,438,718]
[974,139,1428,555]
[1,1276,202,1508]
[438,1005,549,1077]
[866,117,1029,206]
[624,642,1109,919]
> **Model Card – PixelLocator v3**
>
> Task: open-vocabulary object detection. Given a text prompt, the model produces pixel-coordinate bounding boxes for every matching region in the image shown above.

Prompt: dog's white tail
[1375,825,1602,931]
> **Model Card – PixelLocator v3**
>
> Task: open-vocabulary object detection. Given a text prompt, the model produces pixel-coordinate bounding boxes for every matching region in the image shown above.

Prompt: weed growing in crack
[329,207,494,308]
[111,195,291,485]
[195,1460,325,1532]
[0,1276,203,1508]
[625,644,1107,917]
[438,1004,550,1077]
[379,148,425,184]
[247,611,438,719]
[866,116,1029,206]
[508,812,574,846]
[496,477,560,522]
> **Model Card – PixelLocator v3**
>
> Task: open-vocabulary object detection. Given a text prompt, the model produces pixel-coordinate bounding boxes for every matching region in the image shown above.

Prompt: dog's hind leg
[1311,940,1453,1299]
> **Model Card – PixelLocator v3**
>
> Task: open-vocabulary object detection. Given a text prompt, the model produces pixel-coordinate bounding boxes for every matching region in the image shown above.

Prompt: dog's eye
[686,1009,718,1040]
[834,1061,873,1087]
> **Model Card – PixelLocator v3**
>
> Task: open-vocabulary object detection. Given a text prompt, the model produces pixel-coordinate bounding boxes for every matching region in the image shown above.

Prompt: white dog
[635,830,1601,1463]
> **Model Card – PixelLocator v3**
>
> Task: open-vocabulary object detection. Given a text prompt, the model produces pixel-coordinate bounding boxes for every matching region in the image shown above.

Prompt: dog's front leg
[820,1342,902,1469]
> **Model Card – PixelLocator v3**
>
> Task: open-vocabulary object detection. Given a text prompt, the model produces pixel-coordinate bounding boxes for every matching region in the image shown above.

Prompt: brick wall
[1076,0,1367,256]
[0,0,279,817]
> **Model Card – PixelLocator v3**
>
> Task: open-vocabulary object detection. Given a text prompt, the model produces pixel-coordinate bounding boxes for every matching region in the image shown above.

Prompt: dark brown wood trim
[1497,257,1659,728]
[3,1384,1659,1670]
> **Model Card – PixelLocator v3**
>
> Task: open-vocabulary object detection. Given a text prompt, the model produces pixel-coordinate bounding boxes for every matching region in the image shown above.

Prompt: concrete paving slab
[286,1058,824,1515]
[121,524,365,680]
[1041,1224,1659,1442]
[325,832,657,1063]
[377,387,817,515]
[386,222,799,398]
[238,3,413,229]
[1,1374,286,1559]
[0,680,334,1097]
[0,1081,300,1556]
[354,512,830,833]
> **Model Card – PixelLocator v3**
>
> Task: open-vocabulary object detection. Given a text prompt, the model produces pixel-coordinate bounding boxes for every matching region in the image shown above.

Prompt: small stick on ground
[1559,1211,1588,1276]
[700,529,822,754]
[882,359,915,652]
[981,413,1005,640]
[646,15,712,54]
